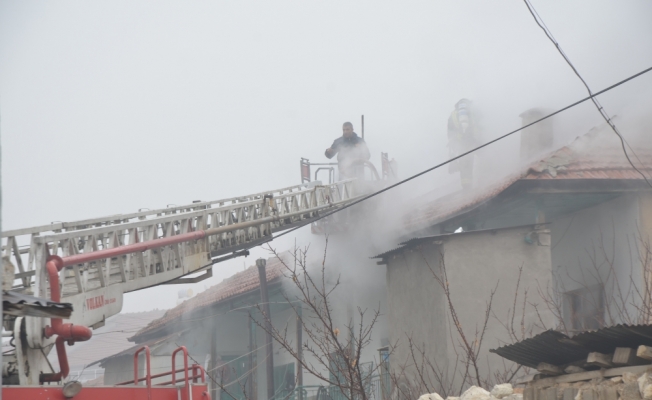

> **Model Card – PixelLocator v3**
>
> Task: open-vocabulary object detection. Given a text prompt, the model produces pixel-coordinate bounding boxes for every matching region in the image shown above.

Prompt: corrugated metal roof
[490,325,652,368]
[3,290,73,318]
[371,224,544,260]
[405,127,652,231]
[131,254,288,340]
[371,245,414,260]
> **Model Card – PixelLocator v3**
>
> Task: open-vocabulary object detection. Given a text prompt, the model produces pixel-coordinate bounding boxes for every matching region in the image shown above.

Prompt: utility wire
[271,64,652,242]
[522,0,652,188]
[77,62,652,376]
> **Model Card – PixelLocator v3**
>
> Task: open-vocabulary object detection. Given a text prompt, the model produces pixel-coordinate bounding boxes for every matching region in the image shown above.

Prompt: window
[564,285,604,331]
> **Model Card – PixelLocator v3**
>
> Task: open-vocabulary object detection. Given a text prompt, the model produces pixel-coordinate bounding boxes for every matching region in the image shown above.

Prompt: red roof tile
[131,255,288,340]
[405,128,652,230]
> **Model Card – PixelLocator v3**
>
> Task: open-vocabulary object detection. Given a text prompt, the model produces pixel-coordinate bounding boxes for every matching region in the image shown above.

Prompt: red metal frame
[40,231,208,382]
[35,188,299,385]
[5,345,210,400]
[37,222,224,383]
[300,158,311,183]
[41,255,93,382]
[171,346,189,387]
[3,385,210,400]
[61,231,207,267]
[133,346,152,396]
[116,345,206,386]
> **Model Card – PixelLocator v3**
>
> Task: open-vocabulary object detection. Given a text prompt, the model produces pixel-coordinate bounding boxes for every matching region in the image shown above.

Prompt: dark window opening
[564,285,604,331]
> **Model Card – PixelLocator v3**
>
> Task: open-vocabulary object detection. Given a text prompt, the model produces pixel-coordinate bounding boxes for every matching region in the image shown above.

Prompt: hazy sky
[2,1,651,312]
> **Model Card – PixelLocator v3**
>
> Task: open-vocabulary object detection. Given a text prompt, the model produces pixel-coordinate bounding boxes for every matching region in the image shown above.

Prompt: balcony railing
[275,373,390,400]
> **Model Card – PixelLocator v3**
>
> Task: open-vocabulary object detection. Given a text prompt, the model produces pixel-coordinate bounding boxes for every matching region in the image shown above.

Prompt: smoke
[2,1,651,314]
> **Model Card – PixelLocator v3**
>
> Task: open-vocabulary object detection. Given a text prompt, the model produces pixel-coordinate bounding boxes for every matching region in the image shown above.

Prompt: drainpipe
[256,258,275,400]
[210,321,218,400]
[296,306,303,400]
[248,314,256,399]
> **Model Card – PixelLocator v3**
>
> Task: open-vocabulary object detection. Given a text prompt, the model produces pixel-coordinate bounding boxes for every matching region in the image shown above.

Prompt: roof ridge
[129,253,290,341]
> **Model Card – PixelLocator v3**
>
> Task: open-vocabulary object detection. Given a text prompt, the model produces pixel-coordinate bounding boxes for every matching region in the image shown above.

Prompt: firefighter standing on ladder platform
[447,99,480,190]
[325,121,370,180]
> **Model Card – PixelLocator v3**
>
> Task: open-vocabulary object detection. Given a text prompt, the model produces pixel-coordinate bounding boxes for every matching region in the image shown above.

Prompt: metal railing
[3,180,359,305]
[69,368,104,383]
[275,374,388,400]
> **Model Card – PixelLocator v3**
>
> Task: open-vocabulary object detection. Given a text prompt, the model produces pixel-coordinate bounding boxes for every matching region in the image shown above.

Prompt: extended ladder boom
[2,179,360,385]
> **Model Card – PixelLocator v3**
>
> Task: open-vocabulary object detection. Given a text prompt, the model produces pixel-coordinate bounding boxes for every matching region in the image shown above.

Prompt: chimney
[519,108,554,162]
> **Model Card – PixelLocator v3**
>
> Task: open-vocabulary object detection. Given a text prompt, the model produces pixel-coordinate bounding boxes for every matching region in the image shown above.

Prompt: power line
[271,64,652,242]
[61,63,652,351]
[522,0,652,189]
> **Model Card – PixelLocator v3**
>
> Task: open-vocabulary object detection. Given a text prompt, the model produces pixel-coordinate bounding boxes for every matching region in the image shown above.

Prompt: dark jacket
[325,133,370,160]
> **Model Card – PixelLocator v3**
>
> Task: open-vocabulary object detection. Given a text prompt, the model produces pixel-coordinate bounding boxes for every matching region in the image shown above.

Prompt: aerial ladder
[300,152,398,234]
[1,179,361,399]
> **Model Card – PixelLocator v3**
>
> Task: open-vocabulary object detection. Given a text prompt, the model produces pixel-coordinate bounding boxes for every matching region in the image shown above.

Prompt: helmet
[455,98,471,109]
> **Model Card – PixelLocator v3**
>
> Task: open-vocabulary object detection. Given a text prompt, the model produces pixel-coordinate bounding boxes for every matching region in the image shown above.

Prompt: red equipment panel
[2,385,210,400]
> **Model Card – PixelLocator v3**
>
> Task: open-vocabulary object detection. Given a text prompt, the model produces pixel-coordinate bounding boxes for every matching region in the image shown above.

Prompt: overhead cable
[271,64,652,242]
[522,0,652,188]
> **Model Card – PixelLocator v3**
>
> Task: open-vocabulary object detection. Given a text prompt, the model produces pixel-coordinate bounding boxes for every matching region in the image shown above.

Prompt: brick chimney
[519,108,554,162]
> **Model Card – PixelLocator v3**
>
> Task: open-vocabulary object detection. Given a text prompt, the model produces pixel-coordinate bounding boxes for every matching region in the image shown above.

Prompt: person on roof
[325,121,371,179]
[447,99,481,190]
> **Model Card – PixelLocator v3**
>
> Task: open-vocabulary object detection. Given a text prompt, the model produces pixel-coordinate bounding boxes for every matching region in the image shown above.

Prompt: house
[374,124,652,394]
[96,122,652,398]
[100,252,389,400]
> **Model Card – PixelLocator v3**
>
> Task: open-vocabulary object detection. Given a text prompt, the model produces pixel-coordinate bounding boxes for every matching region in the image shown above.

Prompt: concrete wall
[443,225,553,384]
[103,354,170,385]
[103,356,134,385]
[385,243,447,387]
[550,194,645,326]
[385,225,554,393]
[640,193,652,245]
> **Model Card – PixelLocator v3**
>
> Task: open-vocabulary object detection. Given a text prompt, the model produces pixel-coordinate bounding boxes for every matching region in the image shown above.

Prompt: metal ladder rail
[19,180,358,299]
[2,181,327,239]
[1,181,351,288]
[5,180,356,293]
[56,201,335,298]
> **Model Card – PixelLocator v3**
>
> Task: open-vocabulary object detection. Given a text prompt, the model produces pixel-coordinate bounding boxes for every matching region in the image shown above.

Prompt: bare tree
[386,251,540,399]
[207,227,652,400]
[536,224,652,334]
[254,240,386,400]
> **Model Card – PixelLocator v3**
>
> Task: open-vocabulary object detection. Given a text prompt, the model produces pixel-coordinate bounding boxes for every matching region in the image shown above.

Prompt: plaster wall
[443,225,553,387]
[385,244,447,388]
[385,225,553,393]
[550,194,644,325]
[103,354,170,385]
[640,193,652,244]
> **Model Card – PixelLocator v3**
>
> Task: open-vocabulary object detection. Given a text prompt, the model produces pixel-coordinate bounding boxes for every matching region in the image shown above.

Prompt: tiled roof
[131,255,288,340]
[405,128,652,231]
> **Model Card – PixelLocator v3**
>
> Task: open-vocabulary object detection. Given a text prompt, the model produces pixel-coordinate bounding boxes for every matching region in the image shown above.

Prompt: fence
[69,368,104,383]
[276,373,390,400]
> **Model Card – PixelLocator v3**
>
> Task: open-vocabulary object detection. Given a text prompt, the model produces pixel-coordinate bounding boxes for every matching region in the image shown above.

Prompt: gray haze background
[1,0,651,312]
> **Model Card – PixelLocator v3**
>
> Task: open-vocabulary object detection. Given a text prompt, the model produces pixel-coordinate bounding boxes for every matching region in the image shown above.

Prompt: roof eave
[129,277,285,343]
